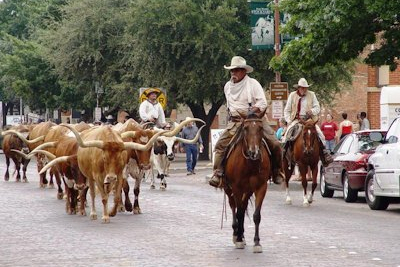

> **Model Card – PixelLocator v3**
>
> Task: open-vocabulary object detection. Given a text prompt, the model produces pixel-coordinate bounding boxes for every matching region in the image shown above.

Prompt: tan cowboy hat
[224,56,254,73]
[297,78,310,88]
[145,88,161,97]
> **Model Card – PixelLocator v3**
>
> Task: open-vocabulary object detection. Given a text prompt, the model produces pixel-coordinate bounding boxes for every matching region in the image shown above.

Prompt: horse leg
[283,159,294,205]
[299,165,310,207]
[225,188,238,244]
[4,156,10,181]
[307,165,319,204]
[235,203,247,249]
[22,159,30,183]
[253,183,267,253]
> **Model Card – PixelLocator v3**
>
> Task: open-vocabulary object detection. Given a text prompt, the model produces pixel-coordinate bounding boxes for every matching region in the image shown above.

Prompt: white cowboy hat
[106,115,113,120]
[297,78,310,88]
[224,56,254,73]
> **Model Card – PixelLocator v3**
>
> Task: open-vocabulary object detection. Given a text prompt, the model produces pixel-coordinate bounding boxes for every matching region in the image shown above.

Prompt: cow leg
[37,158,48,188]
[51,168,64,199]
[133,172,142,214]
[13,158,21,182]
[79,186,88,216]
[4,156,10,181]
[88,178,97,220]
[109,176,123,219]
[122,178,132,212]
[22,159,30,183]
[150,168,156,189]
[160,174,167,190]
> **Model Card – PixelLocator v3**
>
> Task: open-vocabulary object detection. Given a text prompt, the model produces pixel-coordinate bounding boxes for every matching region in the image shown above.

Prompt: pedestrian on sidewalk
[320,113,338,153]
[337,112,353,140]
[181,118,203,175]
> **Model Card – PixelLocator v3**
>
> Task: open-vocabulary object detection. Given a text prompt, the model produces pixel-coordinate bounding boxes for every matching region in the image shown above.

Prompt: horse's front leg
[298,165,310,207]
[307,164,319,204]
[253,182,267,253]
[225,188,238,244]
[234,194,250,249]
[283,159,294,205]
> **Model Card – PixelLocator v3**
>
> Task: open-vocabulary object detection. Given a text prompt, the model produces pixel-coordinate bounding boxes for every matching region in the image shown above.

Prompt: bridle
[242,118,263,161]
[302,124,317,156]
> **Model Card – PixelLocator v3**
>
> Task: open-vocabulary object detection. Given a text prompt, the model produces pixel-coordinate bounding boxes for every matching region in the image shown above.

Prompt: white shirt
[284,91,320,124]
[224,75,267,116]
[139,100,166,125]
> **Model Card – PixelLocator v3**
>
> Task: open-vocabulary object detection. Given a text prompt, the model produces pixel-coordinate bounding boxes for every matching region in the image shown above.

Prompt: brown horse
[283,119,320,206]
[224,113,270,253]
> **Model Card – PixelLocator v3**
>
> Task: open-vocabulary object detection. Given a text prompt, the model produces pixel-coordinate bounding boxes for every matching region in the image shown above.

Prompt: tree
[271,0,400,95]
[124,0,276,159]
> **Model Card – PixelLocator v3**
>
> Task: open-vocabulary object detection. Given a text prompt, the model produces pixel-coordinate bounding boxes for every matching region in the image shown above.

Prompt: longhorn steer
[150,125,206,190]
[59,124,164,223]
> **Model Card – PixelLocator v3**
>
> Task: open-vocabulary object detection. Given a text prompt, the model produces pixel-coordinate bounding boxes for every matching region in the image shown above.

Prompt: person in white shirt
[282,78,333,166]
[209,56,284,188]
[139,89,166,128]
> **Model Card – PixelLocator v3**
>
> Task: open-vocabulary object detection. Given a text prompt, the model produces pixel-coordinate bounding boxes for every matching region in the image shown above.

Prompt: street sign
[249,1,274,50]
[139,87,167,110]
[270,82,288,100]
[272,100,284,119]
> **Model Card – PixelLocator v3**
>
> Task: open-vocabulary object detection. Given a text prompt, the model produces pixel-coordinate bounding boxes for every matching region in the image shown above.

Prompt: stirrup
[209,170,223,188]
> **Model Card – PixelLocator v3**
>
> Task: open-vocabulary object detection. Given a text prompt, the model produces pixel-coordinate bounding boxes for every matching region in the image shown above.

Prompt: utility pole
[274,0,281,82]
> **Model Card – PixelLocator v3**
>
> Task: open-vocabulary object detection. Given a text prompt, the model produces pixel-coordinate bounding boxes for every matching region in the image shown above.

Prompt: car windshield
[358,133,385,151]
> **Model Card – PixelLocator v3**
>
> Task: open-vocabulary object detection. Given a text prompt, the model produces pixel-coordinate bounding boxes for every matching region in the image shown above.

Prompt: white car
[366,117,400,210]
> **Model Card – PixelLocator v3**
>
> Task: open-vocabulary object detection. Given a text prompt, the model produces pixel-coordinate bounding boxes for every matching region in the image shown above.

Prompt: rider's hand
[306,110,313,117]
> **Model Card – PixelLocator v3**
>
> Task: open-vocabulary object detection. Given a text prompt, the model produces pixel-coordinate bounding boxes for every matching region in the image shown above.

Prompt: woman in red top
[321,114,338,153]
[338,112,353,140]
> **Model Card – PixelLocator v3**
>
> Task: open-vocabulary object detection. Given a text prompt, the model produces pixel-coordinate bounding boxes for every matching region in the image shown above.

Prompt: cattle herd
[1,117,205,223]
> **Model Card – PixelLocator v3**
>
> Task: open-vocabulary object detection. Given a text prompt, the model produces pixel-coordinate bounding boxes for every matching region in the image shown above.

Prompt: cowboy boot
[318,139,333,167]
[265,135,285,185]
[209,153,224,188]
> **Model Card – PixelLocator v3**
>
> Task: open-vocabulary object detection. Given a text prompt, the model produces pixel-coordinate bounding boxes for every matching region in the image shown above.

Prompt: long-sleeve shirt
[284,90,320,124]
[224,75,267,117]
[139,100,166,126]
[181,125,203,145]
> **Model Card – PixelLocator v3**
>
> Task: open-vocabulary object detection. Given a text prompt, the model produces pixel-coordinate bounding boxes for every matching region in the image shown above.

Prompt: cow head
[155,136,176,161]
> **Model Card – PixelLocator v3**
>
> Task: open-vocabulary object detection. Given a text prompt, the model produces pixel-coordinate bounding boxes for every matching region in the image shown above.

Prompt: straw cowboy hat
[224,56,254,73]
[297,78,310,88]
[145,88,161,97]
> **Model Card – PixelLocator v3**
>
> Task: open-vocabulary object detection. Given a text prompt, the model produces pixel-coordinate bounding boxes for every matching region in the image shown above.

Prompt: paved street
[0,153,399,267]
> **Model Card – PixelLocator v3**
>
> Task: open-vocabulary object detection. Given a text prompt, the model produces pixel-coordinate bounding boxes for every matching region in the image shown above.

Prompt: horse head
[242,113,264,161]
[299,119,318,156]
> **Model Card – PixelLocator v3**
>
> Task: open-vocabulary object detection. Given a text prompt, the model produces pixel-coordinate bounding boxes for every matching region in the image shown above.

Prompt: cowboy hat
[297,78,310,88]
[224,56,254,73]
[145,88,161,97]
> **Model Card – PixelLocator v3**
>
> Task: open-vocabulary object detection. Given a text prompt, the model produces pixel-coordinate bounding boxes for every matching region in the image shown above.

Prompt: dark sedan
[320,130,386,202]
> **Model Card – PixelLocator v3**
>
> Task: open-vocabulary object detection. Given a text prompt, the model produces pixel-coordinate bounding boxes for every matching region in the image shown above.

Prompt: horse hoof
[303,201,310,207]
[16,179,21,183]
[133,208,141,214]
[22,178,28,183]
[235,241,246,249]
[232,235,237,244]
[57,193,64,200]
[49,184,55,189]
[253,245,263,253]
[285,199,292,205]
[150,185,155,190]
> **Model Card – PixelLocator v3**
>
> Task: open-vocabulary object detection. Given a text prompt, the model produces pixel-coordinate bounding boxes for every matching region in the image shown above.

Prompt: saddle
[283,123,303,164]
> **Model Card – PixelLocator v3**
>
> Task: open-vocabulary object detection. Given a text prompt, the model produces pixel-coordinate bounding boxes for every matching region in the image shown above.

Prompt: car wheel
[343,172,358,203]
[365,170,389,210]
[320,166,334,198]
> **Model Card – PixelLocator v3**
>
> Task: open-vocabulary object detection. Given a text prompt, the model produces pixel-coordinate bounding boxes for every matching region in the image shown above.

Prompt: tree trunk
[187,100,223,161]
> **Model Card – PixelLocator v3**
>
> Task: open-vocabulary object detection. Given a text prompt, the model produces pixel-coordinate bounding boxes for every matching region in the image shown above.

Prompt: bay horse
[224,113,270,253]
[283,119,320,206]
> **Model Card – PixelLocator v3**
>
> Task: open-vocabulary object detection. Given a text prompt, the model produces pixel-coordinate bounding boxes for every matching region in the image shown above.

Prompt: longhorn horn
[121,131,137,139]
[60,124,104,149]
[39,156,72,175]
[1,130,44,144]
[11,149,56,160]
[154,118,206,137]
[175,125,206,144]
[30,141,57,153]
[124,130,167,151]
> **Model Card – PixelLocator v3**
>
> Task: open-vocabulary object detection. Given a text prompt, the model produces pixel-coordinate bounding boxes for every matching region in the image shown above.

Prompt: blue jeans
[185,144,198,172]
[325,139,336,153]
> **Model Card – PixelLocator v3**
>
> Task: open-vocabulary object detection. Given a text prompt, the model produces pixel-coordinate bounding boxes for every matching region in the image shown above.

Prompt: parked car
[366,117,400,210]
[320,130,386,202]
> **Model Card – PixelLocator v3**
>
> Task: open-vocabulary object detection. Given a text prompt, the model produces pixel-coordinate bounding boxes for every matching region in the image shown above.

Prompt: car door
[325,135,354,187]
[374,118,400,192]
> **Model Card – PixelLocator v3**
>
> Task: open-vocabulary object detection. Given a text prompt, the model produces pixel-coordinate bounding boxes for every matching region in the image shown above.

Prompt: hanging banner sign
[250,1,274,50]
